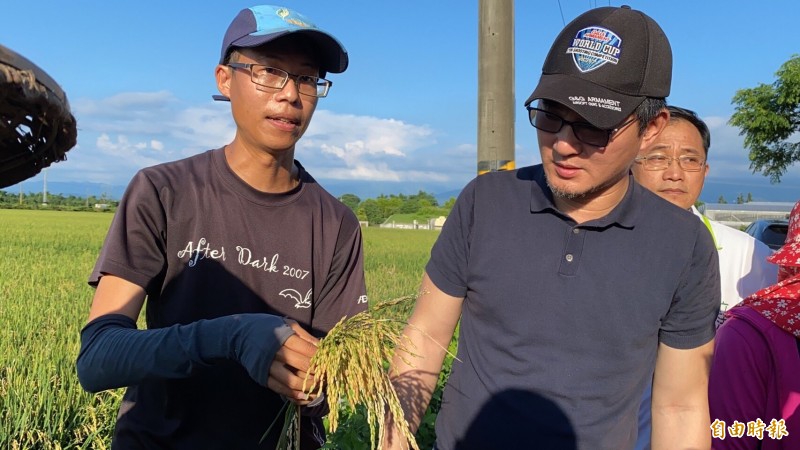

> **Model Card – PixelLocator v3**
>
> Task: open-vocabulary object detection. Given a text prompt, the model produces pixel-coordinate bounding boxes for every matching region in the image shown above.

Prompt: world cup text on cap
[567,26,622,72]
[570,40,621,57]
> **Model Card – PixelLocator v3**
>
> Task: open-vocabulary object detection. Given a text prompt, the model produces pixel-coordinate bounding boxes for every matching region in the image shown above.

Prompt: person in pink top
[709,199,800,449]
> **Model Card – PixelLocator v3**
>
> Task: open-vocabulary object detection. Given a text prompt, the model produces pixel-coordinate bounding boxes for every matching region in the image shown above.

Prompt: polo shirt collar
[529,165,640,228]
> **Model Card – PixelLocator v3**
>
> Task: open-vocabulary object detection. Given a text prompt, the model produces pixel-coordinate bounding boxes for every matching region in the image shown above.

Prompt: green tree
[360,199,383,226]
[374,195,403,222]
[0,190,118,211]
[746,192,753,203]
[338,193,361,213]
[410,190,438,207]
[717,195,727,204]
[729,54,800,182]
[398,199,420,214]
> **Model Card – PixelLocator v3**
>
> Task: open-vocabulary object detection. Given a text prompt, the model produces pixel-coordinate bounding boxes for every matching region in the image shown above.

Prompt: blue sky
[3,0,800,202]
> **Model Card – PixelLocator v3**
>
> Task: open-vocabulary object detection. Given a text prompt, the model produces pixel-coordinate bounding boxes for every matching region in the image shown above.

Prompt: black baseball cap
[525,5,672,129]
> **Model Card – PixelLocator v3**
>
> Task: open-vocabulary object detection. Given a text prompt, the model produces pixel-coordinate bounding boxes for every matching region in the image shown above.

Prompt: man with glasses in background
[631,105,777,450]
[386,6,719,450]
[76,5,367,449]
[633,106,777,314]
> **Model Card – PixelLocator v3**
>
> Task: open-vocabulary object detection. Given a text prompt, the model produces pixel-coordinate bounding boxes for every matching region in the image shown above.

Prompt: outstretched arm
[651,339,714,450]
[384,272,463,449]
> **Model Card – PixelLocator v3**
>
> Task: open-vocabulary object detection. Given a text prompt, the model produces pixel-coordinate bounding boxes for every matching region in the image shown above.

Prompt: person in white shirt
[632,106,777,308]
[631,105,777,450]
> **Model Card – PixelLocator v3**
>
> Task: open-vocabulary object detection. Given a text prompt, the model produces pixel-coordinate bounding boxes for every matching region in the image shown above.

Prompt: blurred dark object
[744,218,790,250]
[0,43,77,188]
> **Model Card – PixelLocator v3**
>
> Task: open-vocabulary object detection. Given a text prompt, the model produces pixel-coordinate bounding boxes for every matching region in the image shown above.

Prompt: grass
[0,210,446,449]
[362,228,438,302]
[0,209,117,449]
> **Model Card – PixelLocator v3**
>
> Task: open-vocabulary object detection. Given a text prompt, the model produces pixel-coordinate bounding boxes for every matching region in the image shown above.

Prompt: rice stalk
[275,401,300,450]
[312,295,421,450]
[272,295,427,450]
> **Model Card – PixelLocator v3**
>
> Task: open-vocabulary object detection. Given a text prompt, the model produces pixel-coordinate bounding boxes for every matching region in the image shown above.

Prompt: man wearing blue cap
[387,5,718,450]
[76,5,366,449]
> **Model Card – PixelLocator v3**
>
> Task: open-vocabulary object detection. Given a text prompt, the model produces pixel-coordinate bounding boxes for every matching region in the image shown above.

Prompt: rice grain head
[304,296,422,450]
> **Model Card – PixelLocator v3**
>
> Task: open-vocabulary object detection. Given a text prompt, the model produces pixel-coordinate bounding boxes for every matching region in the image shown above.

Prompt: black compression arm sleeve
[76,313,294,393]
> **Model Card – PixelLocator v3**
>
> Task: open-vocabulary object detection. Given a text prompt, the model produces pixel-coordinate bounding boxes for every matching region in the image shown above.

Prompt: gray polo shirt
[427,165,719,450]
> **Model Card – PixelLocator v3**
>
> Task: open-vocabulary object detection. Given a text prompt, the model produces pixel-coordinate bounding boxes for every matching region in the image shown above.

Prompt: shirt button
[573,228,580,234]
[565,254,574,262]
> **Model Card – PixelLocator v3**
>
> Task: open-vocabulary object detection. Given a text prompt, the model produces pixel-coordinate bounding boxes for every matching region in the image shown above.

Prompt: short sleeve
[425,179,475,298]
[88,169,168,294]
[309,214,368,335]
[659,223,720,349]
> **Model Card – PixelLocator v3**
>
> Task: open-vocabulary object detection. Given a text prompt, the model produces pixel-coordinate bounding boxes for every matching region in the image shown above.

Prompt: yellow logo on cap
[276,7,311,28]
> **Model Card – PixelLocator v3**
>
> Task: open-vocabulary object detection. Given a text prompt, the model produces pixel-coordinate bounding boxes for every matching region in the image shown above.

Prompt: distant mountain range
[4,176,797,206]
[700,179,799,204]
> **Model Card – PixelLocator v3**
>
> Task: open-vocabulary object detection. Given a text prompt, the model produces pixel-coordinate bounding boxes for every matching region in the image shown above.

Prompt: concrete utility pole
[42,168,48,205]
[477,0,515,174]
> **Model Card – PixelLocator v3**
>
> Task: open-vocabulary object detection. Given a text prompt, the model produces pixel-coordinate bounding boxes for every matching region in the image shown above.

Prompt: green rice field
[0,209,440,449]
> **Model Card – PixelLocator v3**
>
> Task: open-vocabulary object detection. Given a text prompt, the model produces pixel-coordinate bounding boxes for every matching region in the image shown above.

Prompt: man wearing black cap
[387,6,719,450]
[76,5,366,449]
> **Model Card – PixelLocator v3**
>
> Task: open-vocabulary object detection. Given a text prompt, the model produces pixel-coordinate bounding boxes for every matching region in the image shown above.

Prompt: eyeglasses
[227,63,332,97]
[634,154,706,172]
[527,107,637,147]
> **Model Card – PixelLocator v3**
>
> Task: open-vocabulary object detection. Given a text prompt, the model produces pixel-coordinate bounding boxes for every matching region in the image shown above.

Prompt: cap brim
[767,240,800,267]
[227,29,348,74]
[524,73,644,129]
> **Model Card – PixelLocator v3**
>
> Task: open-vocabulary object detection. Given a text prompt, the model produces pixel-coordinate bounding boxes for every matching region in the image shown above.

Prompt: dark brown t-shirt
[90,148,368,449]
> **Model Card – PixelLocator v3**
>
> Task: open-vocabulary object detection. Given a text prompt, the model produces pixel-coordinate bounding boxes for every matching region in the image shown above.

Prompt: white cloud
[65,96,234,185]
[24,91,799,202]
[296,110,468,182]
[697,114,800,202]
[170,105,235,154]
[95,134,164,168]
[45,91,475,192]
[73,91,176,118]
[703,115,762,177]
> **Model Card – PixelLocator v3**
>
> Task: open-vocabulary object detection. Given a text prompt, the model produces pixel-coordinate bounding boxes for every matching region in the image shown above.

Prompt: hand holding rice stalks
[306,295,421,450]
[268,295,424,450]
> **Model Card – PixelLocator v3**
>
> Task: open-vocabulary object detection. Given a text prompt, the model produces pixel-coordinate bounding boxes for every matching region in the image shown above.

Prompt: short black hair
[666,106,711,154]
[633,98,667,136]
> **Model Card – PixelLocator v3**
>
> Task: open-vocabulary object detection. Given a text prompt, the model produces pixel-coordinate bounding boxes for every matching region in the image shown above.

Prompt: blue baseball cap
[219,5,348,73]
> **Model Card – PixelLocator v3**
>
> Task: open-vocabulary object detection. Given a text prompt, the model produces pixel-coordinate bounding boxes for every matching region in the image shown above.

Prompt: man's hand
[268,321,321,405]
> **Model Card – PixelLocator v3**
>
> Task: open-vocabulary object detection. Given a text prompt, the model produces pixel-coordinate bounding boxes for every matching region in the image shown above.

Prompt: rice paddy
[0,209,441,449]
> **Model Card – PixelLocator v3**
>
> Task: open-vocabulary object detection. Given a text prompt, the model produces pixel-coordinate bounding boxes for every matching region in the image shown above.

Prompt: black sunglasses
[527,107,636,147]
